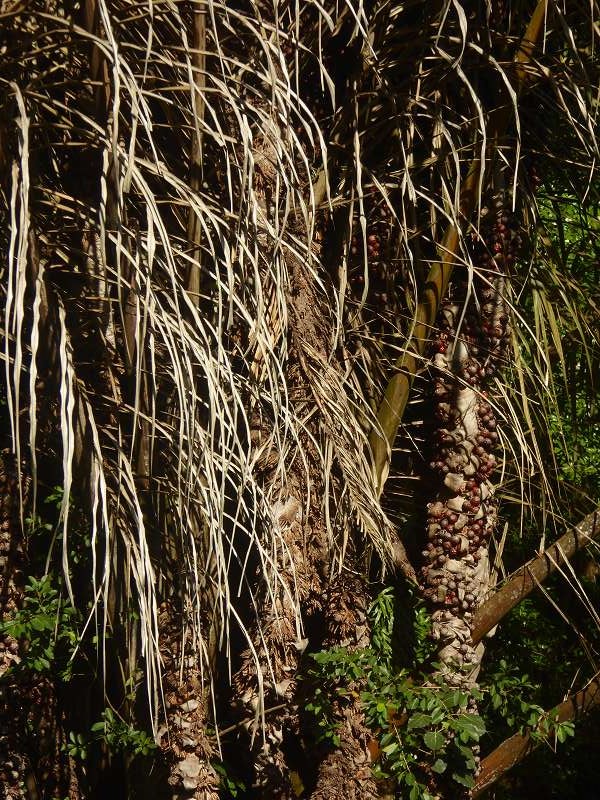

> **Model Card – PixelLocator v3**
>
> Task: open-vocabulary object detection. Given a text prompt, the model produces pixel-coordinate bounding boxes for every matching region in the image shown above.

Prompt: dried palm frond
[0,2,598,784]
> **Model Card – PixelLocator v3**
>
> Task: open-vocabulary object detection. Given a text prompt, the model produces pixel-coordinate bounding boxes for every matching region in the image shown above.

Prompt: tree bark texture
[310,574,379,800]
[157,599,220,800]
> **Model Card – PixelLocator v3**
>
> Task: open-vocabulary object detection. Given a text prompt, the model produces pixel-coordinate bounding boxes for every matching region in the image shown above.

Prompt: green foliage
[4,487,156,771]
[315,657,486,796]
[25,486,65,540]
[3,489,99,682]
[369,586,395,664]
[90,707,157,757]
[0,575,79,677]
[481,659,539,731]
[65,708,156,763]
[303,589,485,798]
[212,761,247,798]
[64,730,89,761]
[363,671,485,796]
[412,602,436,668]
[548,396,600,496]
[305,585,580,798]
[25,511,53,538]
[530,711,576,746]
[304,679,341,746]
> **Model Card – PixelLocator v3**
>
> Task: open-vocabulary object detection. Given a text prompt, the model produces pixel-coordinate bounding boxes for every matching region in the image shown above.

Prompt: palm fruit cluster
[279,34,331,162]
[348,197,394,305]
[419,198,521,673]
[489,0,509,27]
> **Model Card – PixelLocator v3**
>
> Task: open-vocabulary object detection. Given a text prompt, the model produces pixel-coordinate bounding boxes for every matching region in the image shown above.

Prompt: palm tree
[0,1,598,798]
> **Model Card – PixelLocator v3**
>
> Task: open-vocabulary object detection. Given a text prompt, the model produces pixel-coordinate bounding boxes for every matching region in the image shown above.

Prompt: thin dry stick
[368,0,549,495]
[471,509,600,645]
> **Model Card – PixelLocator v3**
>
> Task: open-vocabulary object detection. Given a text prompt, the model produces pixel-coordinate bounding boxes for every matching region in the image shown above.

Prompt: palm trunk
[418,196,517,789]
[310,573,378,800]
[158,599,220,800]
[229,451,315,798]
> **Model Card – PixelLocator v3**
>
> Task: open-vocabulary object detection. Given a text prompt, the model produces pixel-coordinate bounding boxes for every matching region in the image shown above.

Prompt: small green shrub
[65,708,157,763]
[303,589,486,799]
[90,707,157,757]
[0,574,79,678]
[212,761,246,798]
[64,730,89,761]
[481,658,539,731]
[530,711,575,746]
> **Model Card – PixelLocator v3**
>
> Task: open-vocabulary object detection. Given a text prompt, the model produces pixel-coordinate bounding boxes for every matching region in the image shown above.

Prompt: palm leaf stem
[471,507,600,644]
[472,674,600,797]
[185,3,206,306]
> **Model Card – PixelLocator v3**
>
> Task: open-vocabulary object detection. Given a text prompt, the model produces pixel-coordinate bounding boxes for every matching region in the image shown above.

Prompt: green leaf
[423,731,445,751]
[380,731,395,747]
[447,690,461,707]
[407,713,433,731]
[431,758,447,774]
[31,614,55,631]
[425,695,438,712]
[556,722,575,743]
[452,772,475,788]
[90,722,105,733]
[453,714,486,741]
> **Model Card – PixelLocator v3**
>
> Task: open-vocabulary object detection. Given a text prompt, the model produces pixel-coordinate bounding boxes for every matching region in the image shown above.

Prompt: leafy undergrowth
[0,489,157,774]
[302,588,576,800]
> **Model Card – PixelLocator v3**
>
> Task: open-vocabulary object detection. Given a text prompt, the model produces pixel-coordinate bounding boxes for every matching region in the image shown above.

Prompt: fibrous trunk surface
[158,598,220,800]
[310,573,379,800]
